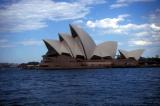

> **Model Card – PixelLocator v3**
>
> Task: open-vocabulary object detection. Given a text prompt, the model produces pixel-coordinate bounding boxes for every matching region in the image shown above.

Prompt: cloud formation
[149,8,160,25]
[0,38,43,48]
[110,0,155,9]
[128,40,152,46]
[19,39,42,46]
[86,14,160,46]
[0,0,105,32]
[0,39,15,48]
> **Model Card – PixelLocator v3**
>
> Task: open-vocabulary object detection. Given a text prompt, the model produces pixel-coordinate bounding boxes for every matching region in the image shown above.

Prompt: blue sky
[0,0,160,63]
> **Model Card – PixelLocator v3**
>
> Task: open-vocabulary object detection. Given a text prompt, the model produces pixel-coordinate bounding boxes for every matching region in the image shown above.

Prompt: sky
[0,0,160,63]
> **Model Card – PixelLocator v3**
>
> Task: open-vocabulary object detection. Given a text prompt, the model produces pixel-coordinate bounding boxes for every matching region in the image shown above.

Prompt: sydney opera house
[40,24,144,69]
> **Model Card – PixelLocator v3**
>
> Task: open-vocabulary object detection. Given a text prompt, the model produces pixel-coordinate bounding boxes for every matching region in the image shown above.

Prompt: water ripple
[0,68,160,106]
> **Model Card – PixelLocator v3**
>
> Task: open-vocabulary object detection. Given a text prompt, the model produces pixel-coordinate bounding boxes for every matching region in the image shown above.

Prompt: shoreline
[0,63,160,70]
[15,65,160,70]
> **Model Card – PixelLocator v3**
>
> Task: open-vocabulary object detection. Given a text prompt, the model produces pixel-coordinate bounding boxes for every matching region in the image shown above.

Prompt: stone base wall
[39,55,139,69]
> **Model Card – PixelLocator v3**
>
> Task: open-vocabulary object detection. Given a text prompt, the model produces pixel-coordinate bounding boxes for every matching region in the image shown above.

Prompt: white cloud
[0,39,15,48]
[86,15,159,36]
[86,14,130,29]
[19,39,42,46]
[110,3,128,9]
[72,20,84,24]
[110,0,155,9]
[0,0,105,32]
[0,39,8,43]
[129,40,152,46]
[86,14,160,47]
[118,42,124,46]
[149,9,160,29]
[134,31,149,37]
[0,38,43,48]
[150,23,160,31]
[78,0,106,5]
[0,44,15,48]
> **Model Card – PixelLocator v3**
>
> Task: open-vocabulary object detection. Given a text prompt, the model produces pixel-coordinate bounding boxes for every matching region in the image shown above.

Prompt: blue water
[0,68,160,106]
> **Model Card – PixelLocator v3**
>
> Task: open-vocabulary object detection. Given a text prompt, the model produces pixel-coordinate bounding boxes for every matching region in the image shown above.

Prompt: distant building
[119,49,144,60]
[40,24,144,69]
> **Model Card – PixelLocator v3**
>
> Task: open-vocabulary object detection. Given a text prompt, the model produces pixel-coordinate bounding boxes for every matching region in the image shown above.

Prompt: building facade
[40,24,144,69]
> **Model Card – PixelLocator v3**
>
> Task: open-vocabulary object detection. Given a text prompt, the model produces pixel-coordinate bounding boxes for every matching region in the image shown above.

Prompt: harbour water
[0,68,160,106]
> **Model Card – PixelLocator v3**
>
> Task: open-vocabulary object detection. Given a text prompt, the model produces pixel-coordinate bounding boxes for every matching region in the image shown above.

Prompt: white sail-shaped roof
[119,49,144,60]
[70,24,96,59]
[59,33,85,58]
[92,41,117,58]
[44,39,72,56]
[43,39,61,55]
[43,24,145,61]
[60,41,72,56]
[43,40,58,55]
